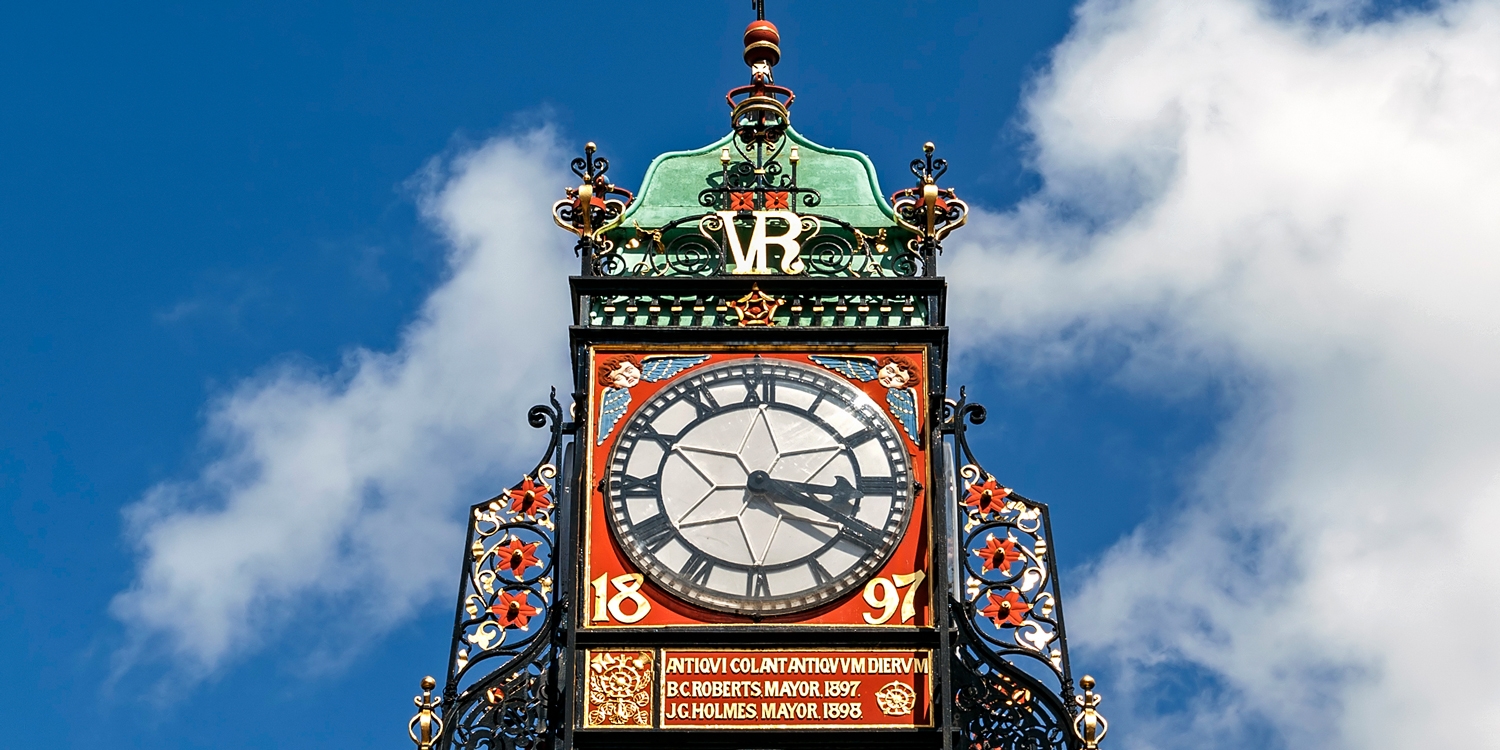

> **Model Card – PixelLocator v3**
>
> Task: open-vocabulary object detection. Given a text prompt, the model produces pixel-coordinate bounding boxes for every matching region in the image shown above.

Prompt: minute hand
[746,471,886,548]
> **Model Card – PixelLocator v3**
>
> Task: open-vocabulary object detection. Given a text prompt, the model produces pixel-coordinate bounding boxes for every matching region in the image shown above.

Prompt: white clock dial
[605,357,913,615]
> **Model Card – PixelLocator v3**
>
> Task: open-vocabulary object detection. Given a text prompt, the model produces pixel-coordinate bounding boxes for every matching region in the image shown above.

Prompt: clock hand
[746,471,885,548]
[771,476,863,515]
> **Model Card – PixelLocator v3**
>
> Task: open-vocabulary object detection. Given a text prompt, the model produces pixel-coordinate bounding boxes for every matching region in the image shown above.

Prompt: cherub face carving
[601,358,643,389]
[877,359,915,390]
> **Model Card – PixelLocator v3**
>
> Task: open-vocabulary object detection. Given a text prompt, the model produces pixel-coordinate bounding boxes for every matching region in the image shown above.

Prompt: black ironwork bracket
[408,389,577,750]
[940,388,1108,750]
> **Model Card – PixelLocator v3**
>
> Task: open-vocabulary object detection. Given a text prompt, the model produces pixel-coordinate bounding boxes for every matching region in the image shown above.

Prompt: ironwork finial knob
[409,675,444,750]
[1072,674,1108,749]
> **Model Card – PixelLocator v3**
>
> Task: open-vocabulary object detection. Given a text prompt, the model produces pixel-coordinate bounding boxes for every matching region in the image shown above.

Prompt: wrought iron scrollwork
[414,389,574,750]
[552,143,635,274]
[626,215,727,277]
[942,388,1108,749]
[621,211,896,278]
[891,142,968,267]
[944,391,1068,685]
[698,140,820,213]
[953,637,1073,750]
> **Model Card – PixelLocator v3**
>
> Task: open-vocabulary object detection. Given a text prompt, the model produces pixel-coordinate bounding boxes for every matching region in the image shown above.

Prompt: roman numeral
[750,569,771,597]
[618,473,660,499]
[808,559,832,585]
[742,374,773,405]
[807,390,827,415]
[681,384,720,418]
[633,512,676,552]
[742,360,774,405]
[681,552,715,585]
[637,423,678,451]
[838,521,886,550]
[858,476,900,495]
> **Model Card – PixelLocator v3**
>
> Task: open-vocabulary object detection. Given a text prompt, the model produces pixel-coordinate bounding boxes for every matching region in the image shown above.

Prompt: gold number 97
[862,570,927,625]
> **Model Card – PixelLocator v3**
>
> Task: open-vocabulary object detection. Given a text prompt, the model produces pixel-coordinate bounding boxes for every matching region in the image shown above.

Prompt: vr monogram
[717,210,806,275]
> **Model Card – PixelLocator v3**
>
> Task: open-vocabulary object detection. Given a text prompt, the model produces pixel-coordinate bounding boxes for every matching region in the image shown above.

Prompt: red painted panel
[659,648,934,729]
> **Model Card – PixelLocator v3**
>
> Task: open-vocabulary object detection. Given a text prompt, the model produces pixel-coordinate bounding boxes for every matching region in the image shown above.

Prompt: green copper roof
[617,127,898,230]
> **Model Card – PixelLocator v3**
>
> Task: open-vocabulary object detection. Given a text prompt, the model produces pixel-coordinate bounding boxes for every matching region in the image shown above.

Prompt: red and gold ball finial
[743,19,781,68]
[727,0,794,138]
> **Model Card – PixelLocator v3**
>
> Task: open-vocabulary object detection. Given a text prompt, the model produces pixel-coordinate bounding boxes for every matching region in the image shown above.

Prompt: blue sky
[6,1,1500,749]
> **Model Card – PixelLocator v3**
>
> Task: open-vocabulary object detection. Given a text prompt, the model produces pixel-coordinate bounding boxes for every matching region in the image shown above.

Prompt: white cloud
[946,0,1500,747]
[112,129,575,674]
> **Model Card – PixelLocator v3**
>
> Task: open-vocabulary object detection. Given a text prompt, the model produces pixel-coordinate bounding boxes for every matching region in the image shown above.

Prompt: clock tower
[408,6,1108,750]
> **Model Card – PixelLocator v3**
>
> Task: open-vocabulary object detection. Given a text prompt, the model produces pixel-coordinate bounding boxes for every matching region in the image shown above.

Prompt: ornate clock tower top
[551,5,967,289]
[408,6,1107,750]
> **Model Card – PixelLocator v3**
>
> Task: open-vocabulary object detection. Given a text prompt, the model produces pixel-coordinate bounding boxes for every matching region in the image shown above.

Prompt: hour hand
[777,476,863,515]
[746,471,885,548]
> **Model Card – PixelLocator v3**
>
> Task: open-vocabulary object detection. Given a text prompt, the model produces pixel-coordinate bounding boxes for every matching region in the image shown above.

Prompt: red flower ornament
[976,534,1023,575]
[964,476,1012,515]
[980,589,1031,628]
[490,590,541,631]
[496,537,542,579]
[507,477,551,517]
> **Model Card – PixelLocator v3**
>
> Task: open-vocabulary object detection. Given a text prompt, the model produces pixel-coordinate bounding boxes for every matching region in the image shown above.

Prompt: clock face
[605,357,913,616]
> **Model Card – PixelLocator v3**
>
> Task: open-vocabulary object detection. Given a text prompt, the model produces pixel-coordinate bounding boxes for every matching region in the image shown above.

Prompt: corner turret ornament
[892,142,970,255]
[551,142,635,265]
[412,3,1106,748]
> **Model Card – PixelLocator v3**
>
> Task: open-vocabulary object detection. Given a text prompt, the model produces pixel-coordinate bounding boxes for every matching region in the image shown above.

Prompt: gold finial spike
[1072,674,1108,749]
[585,141,597,157]
[409,675,444,749]
[789,146,800,165]
[721,147,732,165]
[923,141,935,154]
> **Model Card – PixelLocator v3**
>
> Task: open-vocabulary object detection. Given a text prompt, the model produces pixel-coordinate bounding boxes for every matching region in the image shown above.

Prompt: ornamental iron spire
[551,142,635,259]
[728,3,794,144]
[891,142,969,255]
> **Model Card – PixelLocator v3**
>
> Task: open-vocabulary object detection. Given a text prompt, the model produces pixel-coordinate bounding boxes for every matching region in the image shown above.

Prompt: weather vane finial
[752,0,765,22]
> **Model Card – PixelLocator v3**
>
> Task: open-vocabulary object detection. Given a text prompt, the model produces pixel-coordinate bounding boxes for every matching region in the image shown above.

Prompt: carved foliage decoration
[582,650,655,729]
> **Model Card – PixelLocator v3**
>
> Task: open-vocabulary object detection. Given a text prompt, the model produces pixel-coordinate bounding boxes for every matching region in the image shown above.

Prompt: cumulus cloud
[112,130,575,673]
[945,0,1500,748]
